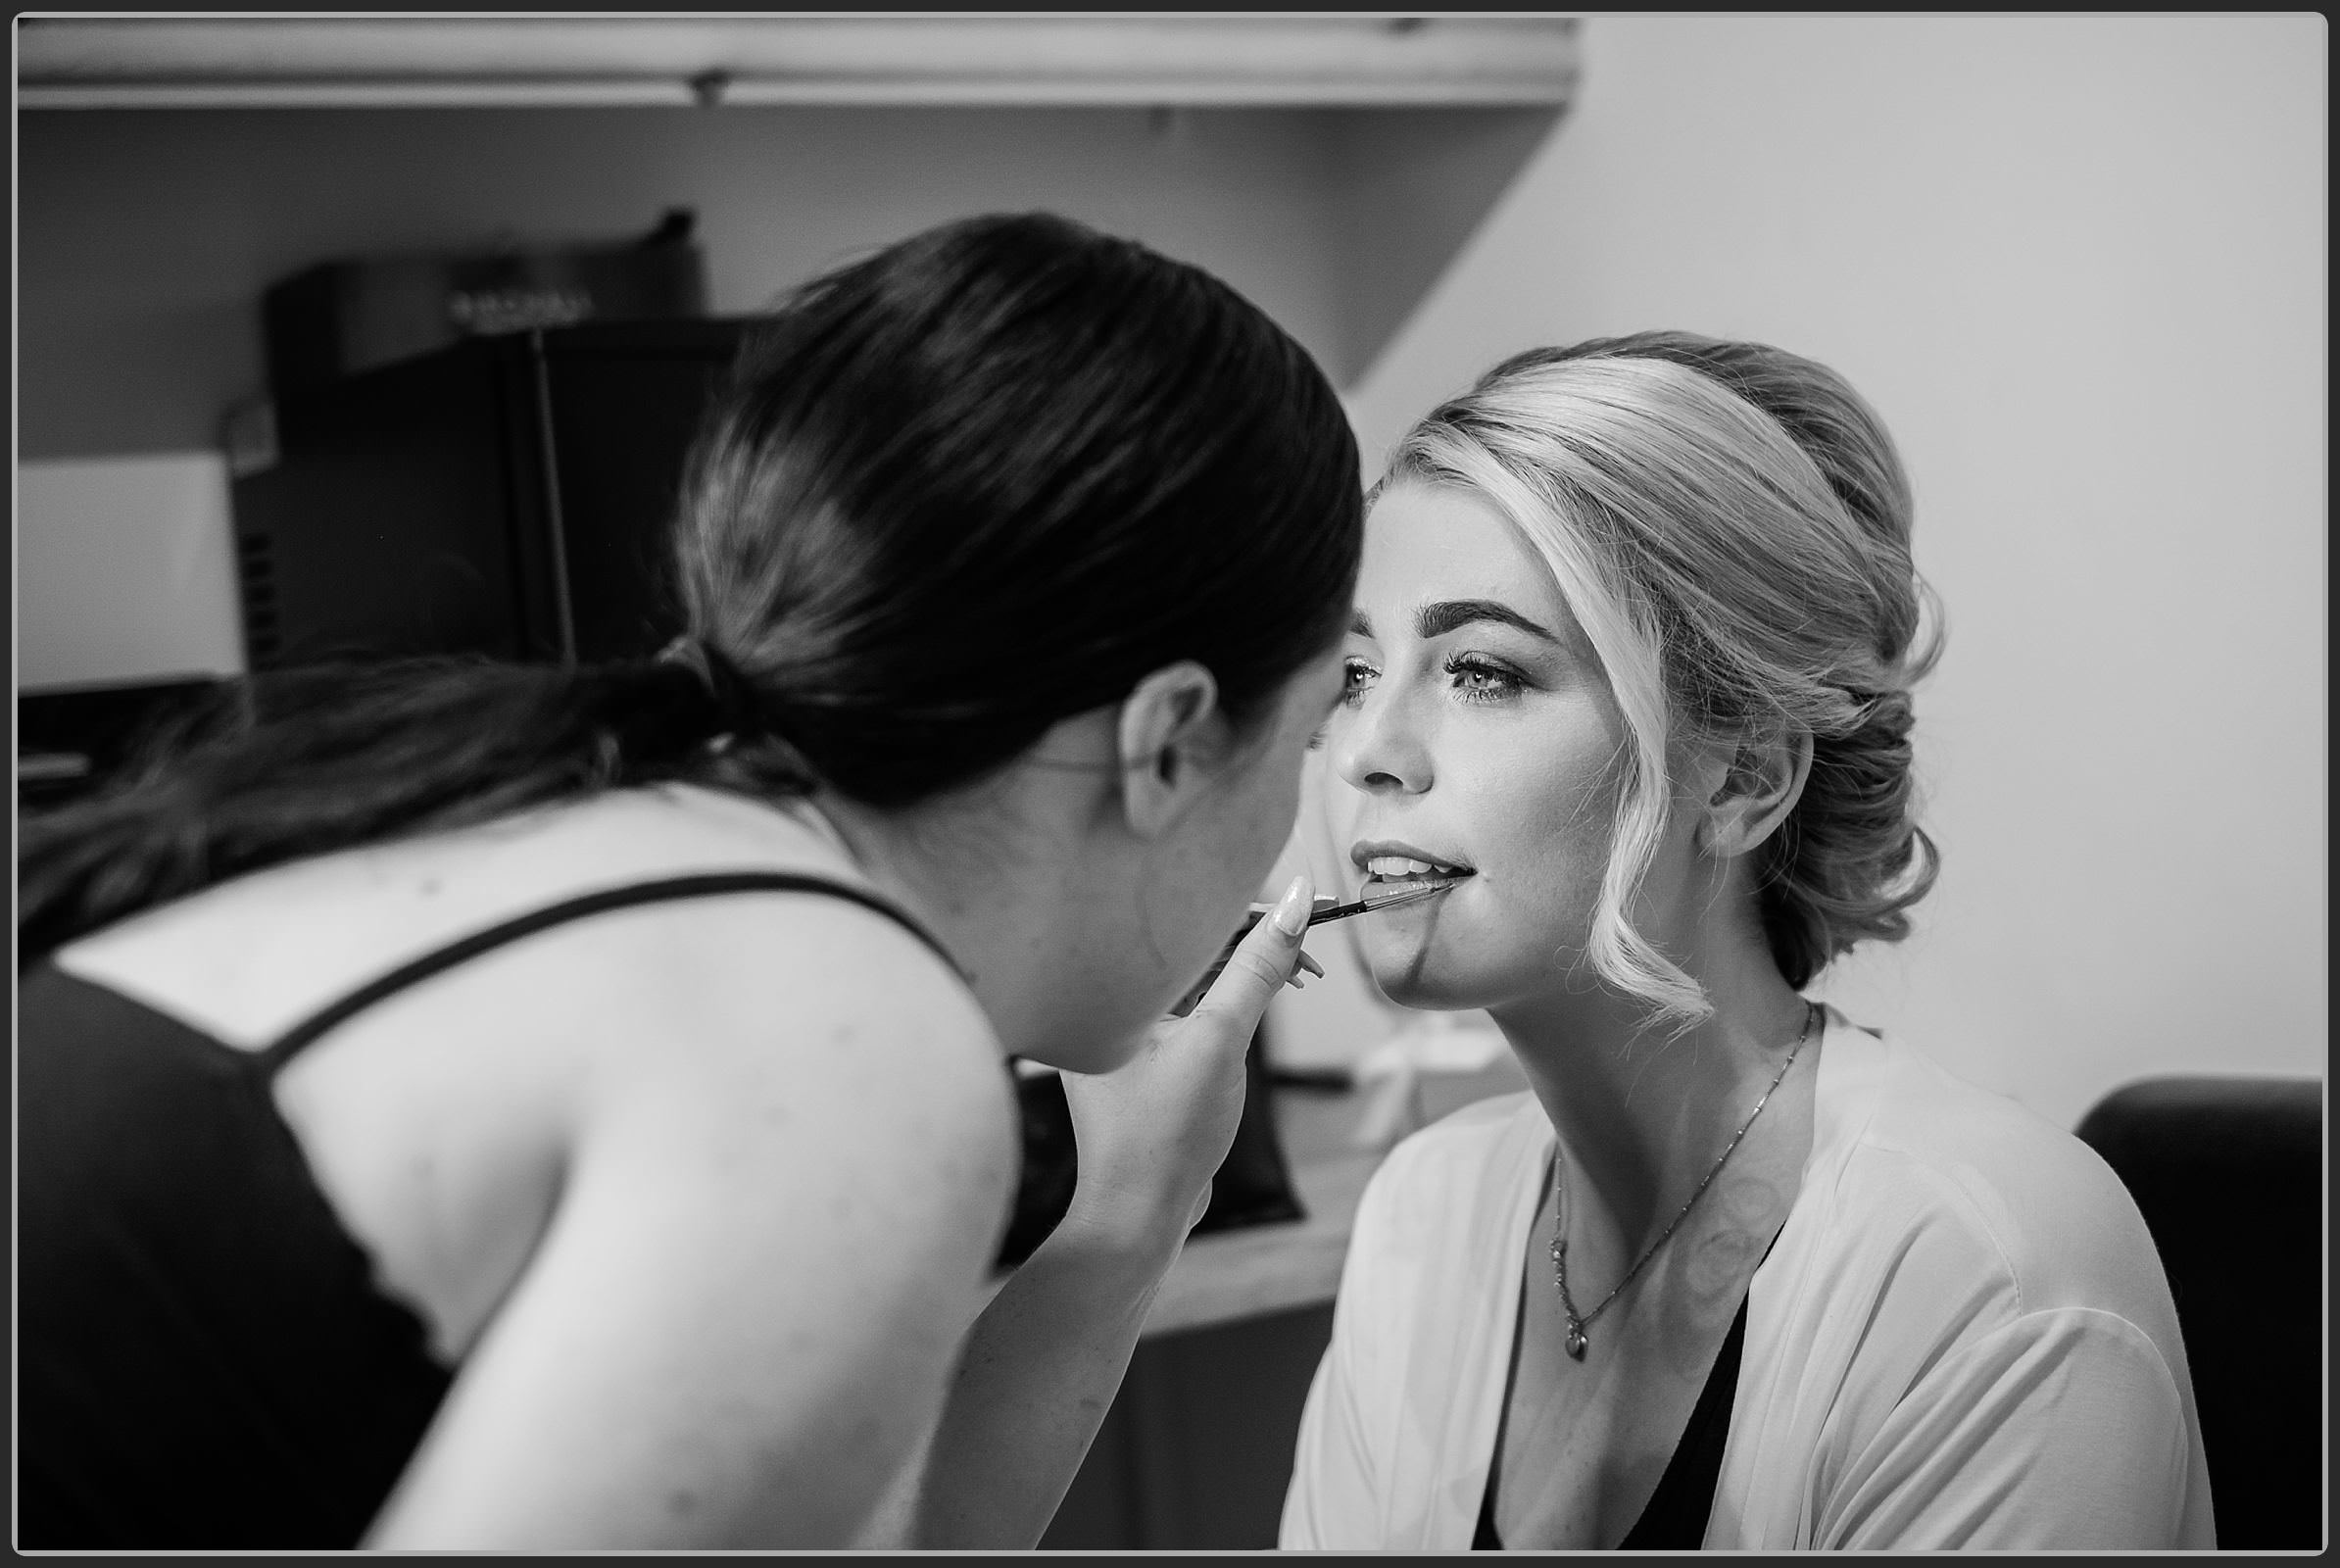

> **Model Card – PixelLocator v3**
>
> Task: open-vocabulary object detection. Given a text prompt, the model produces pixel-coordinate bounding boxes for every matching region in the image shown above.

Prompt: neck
[807,781,1077,1060]
[809,772,1128,1076]
[1488,911,1813,1257]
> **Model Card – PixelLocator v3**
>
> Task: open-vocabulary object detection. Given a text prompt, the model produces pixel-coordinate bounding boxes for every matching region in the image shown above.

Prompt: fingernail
[1272,874,1311,937]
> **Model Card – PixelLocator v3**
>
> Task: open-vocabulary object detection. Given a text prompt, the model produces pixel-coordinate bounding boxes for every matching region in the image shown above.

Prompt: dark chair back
[2074,1074,2323,1549]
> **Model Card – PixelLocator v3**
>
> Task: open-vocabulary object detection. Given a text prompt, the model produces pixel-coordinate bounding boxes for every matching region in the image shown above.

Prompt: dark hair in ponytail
[20,213,1362,965]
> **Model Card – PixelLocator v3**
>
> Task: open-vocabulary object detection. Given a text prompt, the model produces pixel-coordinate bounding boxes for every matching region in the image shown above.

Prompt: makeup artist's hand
[1055,873,1317,1249]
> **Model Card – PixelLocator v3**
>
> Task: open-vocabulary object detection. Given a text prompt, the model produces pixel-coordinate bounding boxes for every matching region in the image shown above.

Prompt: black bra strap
[260,872,959,1074]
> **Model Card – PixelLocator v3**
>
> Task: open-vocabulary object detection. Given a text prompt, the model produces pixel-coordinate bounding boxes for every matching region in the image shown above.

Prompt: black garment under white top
[1471,1293,1748,1549]
[18,872,955,1550]
[1281,1013,2215,1548]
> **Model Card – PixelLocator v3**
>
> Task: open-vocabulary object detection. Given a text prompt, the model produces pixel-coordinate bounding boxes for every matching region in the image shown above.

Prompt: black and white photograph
[13,11,2325,1553]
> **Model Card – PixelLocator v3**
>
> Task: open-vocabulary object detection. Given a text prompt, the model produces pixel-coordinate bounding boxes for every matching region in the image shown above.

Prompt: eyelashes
[1307,652,1525,749]
[1307,658,1376,750]
[1443,653,1524,705]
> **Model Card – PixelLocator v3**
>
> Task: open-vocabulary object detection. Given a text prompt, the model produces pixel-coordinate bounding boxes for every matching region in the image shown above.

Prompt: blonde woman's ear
[1701,727,1814,859]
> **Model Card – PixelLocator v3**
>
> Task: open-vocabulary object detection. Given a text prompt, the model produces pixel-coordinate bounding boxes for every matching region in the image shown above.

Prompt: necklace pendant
[1564,1323,1588,1359]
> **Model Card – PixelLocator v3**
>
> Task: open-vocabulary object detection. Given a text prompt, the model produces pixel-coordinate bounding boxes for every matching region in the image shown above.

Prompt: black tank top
[18,872,957,1549]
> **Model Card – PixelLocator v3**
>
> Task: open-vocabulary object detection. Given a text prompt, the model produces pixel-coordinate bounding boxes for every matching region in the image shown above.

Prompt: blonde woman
[1280,334,2214,1550]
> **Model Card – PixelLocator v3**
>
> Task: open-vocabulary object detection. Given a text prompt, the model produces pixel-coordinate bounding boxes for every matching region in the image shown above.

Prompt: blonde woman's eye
[1309,659,1377,750]
[1445,654,1524,704]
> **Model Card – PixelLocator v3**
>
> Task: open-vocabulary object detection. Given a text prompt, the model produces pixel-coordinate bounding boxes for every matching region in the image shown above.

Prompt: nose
[1334,681,1434,798]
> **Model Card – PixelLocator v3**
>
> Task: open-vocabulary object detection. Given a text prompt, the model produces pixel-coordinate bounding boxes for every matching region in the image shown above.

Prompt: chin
[1024,1023,1148,1077]
[1359,932,1504,1012]
[1360,912,1587,1015]
[1369,965,1503,1013]
[1018,981,1161,1075]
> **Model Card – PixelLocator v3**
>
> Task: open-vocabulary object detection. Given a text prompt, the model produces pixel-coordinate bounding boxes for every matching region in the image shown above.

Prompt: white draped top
[1280,1007,2217,1550]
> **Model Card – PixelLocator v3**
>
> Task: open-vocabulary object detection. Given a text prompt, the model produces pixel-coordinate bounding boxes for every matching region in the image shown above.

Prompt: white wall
[1272,14,2326,1130]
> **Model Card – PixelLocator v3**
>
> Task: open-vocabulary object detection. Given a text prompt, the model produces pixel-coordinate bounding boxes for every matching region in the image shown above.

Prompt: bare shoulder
[367,891,1017,1546]
[51,782,913,1050]
[561,885,1018,1227]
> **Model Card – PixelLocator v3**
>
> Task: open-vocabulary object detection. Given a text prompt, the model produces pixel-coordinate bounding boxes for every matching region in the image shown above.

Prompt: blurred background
[14,12,2326,1548]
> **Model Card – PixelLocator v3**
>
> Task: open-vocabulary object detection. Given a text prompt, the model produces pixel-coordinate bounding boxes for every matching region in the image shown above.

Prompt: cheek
[1363,736,1626,1004]
[1478,751,1618,905]
[1224,734,1312,876]
[1161,749,1309,982]
[1256,747,1312,858]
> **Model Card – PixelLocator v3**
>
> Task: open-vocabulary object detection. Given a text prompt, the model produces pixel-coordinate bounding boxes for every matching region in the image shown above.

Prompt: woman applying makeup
[18,213,1357,1549]
[1280,334,2213,1549]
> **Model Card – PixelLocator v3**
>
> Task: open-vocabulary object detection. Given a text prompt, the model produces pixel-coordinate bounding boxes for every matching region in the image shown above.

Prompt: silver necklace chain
[1550,1000,1818,1360]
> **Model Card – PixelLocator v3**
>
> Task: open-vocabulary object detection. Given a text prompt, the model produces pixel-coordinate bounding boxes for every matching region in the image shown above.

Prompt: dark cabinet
[229,318,751,670]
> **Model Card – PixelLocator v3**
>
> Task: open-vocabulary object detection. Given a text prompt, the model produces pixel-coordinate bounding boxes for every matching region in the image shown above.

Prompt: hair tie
[657,634,769,746]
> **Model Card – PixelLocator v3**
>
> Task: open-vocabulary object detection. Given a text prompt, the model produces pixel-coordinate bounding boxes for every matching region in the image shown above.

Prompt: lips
[1350,840,1476,891]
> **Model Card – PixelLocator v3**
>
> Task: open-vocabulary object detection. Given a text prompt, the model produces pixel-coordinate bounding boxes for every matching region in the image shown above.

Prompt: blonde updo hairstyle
[1384,331,1943,1025]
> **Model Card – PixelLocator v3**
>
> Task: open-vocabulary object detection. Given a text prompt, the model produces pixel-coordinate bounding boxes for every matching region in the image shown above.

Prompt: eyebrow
[1350,600,1560,644]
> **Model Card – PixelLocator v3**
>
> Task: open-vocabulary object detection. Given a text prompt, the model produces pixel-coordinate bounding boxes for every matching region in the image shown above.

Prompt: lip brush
[1170,881,1459,1019]
[1242,878,1457,934]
